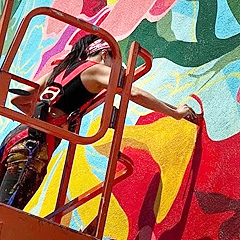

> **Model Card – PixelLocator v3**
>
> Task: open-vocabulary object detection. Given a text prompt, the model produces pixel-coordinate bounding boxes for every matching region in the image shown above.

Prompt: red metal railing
[45,152,134,221]
[48,42,153,238]
[0,0,14,58]
[0,7,122,145]
[0,5,153,240]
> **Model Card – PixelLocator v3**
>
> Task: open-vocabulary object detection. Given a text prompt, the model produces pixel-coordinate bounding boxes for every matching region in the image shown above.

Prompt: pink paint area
[146,0,178,21]
[45,0,107,35]
[100,0,177,40]
[237,87,240,104]
[35,7,110,78]
[45,0,83,35]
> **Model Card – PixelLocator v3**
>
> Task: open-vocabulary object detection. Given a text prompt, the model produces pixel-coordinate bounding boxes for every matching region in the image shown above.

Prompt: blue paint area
[10,0,53,36]
[69,208,85,231]
[171,0,199,42]
[171,11,197,42]
[223,59,240,102]
[0,56,4,66]
[172,0,197,18]
[79,105,104,137]
[67,189,86,231]
[216,0,240,38]
[199,73,240,140]
[226,76,240,105]
[9,0,55,78]
[129,58,240,140]
[222,59,240,75]
[11,22,55,78]
[85,145,107,181]
[127,58,206,124]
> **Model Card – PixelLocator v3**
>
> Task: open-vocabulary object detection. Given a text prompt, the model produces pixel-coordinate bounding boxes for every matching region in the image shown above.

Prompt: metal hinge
[109,106,119,129]
[117,75,125,88]
[117,67,126,88]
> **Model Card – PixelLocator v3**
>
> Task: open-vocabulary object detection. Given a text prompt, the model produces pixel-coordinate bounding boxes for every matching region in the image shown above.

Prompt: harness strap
[1,128,29,162]
[54,60,98,87]
[40,61,98,107]
[7,140,40,206]
[2,61,99,165]
[44,60,99,157]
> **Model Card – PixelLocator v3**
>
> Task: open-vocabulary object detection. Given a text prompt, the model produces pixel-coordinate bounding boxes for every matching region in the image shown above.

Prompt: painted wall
[1,0,240,239]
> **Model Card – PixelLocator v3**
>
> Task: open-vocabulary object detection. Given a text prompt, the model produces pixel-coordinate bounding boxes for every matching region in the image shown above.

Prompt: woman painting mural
[0,34,196,210]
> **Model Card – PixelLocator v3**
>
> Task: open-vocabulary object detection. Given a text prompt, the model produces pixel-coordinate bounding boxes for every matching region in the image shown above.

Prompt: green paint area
[119,0,240,67]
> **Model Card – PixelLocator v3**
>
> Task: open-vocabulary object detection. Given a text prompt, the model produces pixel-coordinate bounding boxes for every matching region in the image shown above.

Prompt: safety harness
[0,60,98,205]
[30,60,98,156]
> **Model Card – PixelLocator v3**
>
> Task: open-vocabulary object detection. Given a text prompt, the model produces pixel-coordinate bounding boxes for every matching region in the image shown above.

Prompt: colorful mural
[1,0,240,239]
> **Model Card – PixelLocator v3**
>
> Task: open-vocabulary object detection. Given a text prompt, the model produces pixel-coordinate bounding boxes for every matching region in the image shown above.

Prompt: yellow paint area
[25,145,128,239]
[107,0,119,5]
[67,145,129,239]
[91,116,198,223]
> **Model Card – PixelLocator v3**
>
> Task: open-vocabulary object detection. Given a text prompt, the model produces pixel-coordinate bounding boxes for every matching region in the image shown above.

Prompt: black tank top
[53,61,96,114]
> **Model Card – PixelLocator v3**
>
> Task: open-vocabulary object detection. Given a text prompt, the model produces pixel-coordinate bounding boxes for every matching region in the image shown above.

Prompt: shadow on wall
[135,172,162,240]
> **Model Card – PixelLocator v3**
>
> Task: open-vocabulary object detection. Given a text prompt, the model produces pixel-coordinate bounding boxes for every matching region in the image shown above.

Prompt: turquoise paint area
[67,189,86,231]
[126,58,205,124]
[85,145,108,181]
[199,77,240,140]
[171,12,197,42]
[127,58,240,140]
[12,21,55,78]
[172,0,198,18]
[79,105,104,137]
[0,1,56,142]
[13,0,53,21]
[6,0,55,78]
[0,119,20,144]
[69,208,85,231]
[171,0,198,42]
[216,0,240,38]
[226,75,240,108]
[197,58,240,140]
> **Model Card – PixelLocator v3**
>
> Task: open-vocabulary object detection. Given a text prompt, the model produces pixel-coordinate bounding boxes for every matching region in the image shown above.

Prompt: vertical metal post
[0,0,14,60]
[52,117,82,224]
[95,42,141,239]
[0,71,11,106]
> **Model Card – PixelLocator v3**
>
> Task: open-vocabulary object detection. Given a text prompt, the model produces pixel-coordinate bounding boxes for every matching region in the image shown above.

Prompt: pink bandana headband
[51,39,111,66]
[85,39,111,56]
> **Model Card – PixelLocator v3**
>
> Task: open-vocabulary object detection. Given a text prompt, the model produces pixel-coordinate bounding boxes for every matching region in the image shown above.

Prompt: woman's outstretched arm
[81,63,197,121]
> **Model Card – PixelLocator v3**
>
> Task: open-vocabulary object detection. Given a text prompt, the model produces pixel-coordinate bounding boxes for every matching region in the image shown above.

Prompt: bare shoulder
[82,63,111,77]
[81,63,111,93]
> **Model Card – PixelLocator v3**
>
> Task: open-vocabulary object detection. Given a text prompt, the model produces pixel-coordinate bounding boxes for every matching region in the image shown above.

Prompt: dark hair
[47,34,99,86]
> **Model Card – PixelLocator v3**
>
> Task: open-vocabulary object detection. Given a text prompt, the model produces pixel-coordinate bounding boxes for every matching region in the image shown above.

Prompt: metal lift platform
[0,1,153,239]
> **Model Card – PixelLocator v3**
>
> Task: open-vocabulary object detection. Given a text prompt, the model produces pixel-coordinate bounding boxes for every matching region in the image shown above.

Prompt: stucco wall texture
[1,0,240,239]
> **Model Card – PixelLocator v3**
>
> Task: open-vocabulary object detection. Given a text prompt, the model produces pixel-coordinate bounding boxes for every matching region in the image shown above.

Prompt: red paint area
[81,0,107,17]
[149,0,177,16]
[113,147,161,240]
[237,87,240,105]
[113,107,240,239]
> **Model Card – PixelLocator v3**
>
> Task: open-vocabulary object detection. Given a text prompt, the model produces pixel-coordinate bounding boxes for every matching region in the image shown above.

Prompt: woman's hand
[175,104,197,121]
